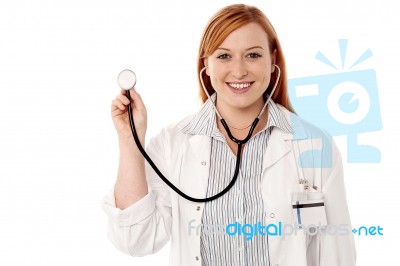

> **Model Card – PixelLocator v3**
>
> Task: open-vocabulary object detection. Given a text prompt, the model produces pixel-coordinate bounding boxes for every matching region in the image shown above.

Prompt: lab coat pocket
[292,191,327,230]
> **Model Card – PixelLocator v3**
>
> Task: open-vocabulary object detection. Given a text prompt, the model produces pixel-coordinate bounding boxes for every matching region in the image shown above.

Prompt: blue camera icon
[288,69,382,163]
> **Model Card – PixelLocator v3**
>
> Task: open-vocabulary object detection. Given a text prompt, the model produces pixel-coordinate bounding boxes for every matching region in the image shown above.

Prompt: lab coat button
[196,206,201,211]
[195,256,199,261]
[270,213,275,218]
[201,161,206,166]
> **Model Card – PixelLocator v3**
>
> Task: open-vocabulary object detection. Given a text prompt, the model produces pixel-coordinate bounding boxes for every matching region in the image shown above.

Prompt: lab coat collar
[181,93,293,137]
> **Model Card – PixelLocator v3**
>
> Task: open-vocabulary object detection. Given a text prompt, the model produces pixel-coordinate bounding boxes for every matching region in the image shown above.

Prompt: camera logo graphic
[288,39,382,163]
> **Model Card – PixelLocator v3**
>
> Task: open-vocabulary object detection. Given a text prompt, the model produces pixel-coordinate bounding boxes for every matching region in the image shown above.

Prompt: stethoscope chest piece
[118,69,136,90]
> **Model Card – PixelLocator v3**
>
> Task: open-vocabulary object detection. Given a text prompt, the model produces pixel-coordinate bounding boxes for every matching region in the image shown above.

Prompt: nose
[231,59,248,79]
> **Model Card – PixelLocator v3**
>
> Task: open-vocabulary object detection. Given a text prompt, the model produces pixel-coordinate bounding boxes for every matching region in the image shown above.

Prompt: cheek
[260,67,273,86]
[252,60,270,74]
[261,63,274,78]
[257,68,270,81]
[209,75,223,90]
[208,66,226,82]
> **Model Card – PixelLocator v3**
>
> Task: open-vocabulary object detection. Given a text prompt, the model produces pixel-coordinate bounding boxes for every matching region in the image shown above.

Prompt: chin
[228,99,257,110]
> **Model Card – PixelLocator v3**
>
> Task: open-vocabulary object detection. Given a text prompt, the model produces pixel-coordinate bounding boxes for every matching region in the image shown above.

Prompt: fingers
[111,91,129,112]
[112,98,126,111]
[128,89,145,111]
[116,93,130,105]
[112,88,145,112]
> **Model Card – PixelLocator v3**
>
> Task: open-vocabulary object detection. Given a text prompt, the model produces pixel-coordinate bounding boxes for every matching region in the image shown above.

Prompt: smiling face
[204,22,276,114]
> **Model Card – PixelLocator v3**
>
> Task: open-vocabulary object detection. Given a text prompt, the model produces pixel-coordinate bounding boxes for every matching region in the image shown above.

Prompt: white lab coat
[101,105,356,266]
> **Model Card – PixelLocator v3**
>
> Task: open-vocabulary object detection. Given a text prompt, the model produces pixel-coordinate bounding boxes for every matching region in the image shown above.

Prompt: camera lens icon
[327,81,371,125]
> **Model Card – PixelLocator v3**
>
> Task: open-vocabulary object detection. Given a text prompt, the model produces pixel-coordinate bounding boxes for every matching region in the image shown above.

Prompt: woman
[102,4,356,265]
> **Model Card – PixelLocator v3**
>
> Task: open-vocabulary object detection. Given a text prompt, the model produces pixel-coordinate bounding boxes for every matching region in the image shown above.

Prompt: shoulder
[161,114,196,137]
[147,113,196,149]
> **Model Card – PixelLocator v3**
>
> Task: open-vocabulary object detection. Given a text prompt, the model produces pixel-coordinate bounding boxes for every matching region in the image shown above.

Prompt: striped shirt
[182,93,292,265]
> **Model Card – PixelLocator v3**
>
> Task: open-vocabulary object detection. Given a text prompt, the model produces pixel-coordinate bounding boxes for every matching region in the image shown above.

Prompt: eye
[217,53,231,60]
[246,52,262,59]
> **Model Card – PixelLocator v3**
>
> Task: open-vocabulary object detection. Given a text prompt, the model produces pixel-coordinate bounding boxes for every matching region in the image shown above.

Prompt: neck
[215,98,265,129]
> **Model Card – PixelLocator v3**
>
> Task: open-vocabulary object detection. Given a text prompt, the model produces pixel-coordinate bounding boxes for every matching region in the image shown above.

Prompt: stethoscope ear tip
[118,69,137,90]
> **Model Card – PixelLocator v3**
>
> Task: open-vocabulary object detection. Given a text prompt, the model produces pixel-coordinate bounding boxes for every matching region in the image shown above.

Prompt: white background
[1,0,399,265]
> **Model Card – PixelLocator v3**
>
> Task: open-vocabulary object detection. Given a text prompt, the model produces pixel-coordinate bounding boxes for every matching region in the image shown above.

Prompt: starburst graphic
[315,39,373,70]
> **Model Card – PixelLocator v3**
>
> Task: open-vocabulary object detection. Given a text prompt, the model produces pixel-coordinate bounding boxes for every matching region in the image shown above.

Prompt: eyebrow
[216,46,264,51]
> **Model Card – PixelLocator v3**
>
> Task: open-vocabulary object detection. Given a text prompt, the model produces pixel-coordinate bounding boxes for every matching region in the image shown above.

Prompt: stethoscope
[117,64,280,203]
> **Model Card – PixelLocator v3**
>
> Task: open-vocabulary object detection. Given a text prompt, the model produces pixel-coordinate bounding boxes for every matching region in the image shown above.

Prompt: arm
[101,89,172,256]
[114,136,148,210]
[101,131,172,256]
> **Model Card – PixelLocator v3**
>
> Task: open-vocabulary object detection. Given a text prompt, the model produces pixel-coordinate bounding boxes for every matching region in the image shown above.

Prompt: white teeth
[229,83,251,89]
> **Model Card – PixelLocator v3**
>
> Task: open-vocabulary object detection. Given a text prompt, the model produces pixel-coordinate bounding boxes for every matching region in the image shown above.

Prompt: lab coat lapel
[263,128,292,169]
[263,109,307,169]
[178,135,211,199]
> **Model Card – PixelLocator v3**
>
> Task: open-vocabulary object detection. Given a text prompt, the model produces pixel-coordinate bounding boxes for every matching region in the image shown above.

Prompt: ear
[203,58,210,76]
[271,49,277,73]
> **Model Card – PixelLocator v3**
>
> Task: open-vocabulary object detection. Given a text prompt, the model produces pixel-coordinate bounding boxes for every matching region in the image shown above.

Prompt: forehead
[219,22,270,49]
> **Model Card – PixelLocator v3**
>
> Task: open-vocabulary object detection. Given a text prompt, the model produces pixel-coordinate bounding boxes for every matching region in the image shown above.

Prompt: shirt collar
[181,93,292,137]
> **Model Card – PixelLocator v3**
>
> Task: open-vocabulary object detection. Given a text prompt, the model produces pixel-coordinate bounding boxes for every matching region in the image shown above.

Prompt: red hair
[197,4,294,112]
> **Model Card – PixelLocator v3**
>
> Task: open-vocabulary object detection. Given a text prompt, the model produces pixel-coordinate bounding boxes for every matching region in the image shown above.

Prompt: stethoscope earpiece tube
[220,118,259,144]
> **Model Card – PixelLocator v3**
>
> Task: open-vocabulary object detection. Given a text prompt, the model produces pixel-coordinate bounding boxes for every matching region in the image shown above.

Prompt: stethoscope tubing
[126,90,257,202]
[125,64,280,202]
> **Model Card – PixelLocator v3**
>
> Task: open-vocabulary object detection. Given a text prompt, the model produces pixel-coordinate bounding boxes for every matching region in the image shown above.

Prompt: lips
[226,82,253,93]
